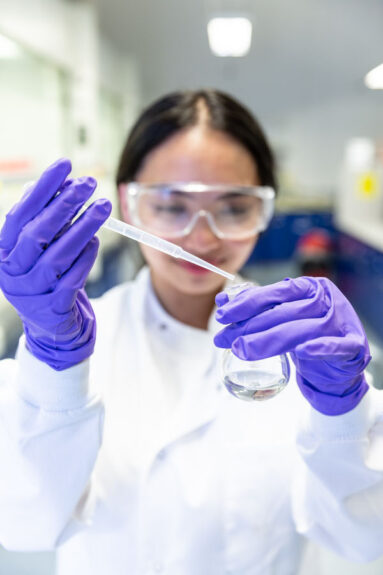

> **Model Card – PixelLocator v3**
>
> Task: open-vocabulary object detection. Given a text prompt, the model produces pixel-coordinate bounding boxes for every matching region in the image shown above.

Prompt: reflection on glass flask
[221,282,290,402]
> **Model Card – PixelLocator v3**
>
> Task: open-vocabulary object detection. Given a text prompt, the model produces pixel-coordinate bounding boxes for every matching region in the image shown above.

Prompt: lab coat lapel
[134,268,223,455]
[168,355,223,448]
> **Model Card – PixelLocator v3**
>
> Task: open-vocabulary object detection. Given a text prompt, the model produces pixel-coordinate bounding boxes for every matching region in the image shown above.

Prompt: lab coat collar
[132,267,225,460]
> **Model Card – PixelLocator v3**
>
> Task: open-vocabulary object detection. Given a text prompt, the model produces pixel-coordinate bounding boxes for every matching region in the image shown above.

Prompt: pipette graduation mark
[103,217,235,281]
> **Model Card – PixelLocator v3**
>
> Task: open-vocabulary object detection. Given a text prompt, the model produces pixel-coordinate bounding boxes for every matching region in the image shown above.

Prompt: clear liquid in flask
[221,282,290,402]
[224,369,288,401]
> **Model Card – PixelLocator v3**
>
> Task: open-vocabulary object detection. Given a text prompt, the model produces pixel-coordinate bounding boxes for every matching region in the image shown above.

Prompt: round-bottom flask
[221,282,290,402]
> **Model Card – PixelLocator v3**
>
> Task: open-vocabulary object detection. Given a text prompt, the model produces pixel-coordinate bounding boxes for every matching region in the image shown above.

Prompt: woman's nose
[183,212,221,253]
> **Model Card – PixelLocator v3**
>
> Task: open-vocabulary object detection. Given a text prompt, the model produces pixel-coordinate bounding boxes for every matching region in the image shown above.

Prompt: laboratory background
[0,0,383,573]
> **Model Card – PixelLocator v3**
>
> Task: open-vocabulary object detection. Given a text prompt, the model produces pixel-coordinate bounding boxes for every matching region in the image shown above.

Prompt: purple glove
[0,158,112,371]
[214,277,371,415]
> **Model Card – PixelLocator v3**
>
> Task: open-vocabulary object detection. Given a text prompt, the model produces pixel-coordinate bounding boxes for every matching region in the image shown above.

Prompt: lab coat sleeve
[292,384,383,562]
[0,336,104,551]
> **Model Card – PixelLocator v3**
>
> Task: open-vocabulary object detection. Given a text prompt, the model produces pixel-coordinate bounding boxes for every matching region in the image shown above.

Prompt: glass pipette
[103,216,235,281]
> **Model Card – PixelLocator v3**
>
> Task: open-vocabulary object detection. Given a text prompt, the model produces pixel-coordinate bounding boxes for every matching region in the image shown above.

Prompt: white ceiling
[91,0,383,124]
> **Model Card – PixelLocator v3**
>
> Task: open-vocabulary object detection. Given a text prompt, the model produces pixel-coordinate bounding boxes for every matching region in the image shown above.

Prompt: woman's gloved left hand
[214,277,371,415]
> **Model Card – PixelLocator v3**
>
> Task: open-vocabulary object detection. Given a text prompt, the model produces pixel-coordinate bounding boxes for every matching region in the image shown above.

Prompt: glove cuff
[296,371,369,416]
[23,294,96,371]
[24,323,96,372]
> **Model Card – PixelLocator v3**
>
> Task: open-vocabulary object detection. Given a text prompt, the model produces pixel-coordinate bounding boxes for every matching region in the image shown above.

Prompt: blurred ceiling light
[207,17,252,57]
[0,34,20,59]
[364,63,383,89]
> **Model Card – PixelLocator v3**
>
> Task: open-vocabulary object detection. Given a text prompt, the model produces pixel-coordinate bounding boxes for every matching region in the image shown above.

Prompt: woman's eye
[153,204,187,215]
[221,205,248,216]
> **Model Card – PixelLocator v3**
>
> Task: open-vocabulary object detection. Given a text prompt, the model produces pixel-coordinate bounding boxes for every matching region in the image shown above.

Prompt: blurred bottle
[295,228,335,279]
[338,138,383,224]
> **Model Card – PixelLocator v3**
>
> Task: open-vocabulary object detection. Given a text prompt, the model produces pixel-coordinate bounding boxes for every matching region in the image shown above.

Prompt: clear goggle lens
[125,183,275,239]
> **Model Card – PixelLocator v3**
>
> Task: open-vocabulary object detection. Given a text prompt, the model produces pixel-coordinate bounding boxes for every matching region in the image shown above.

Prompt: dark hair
[116,89,277,190]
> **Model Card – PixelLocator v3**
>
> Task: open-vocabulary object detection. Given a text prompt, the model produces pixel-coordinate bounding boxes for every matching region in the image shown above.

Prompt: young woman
[0,90,382,575]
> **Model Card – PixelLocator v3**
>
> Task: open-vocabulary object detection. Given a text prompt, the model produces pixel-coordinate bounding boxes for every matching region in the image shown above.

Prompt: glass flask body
[221,282,290,401]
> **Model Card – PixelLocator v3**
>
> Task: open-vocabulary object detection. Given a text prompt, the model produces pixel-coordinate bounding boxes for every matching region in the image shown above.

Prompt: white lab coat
[0,266,382,575]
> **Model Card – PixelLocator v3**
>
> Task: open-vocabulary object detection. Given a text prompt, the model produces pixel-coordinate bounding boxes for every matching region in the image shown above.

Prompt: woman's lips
[176,258,223,275]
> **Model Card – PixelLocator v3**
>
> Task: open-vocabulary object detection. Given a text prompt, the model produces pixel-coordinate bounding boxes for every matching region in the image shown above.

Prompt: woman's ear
[118,183,131,223]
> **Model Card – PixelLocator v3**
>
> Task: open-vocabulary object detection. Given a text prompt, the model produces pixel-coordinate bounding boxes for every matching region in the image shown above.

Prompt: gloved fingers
[0,158,72,252]
[215,285,251,307]
[52,237,100,313]
[60,178,74,190]
[59,236,100,291]
[215,291,229,307]
[44,181,80,242]
[3,177,97,275]
[0,199,111,296]
[1,239,99,317]
[215,295,330,345]
[294,335,371,370]
[31,198,111,291]
[215,317,332,360]
[215,277,319,324]
[51,221,73,243]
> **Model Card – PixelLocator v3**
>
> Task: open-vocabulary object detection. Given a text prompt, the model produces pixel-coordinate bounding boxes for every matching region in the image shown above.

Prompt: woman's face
[119,126,261,297]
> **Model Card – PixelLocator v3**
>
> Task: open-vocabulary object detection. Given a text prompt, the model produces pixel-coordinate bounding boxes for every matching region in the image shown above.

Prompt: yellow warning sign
[356,172,379,197]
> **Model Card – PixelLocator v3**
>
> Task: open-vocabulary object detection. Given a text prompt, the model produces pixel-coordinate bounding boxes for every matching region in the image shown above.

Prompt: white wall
[0,0,140,173]
[269,91,383,199]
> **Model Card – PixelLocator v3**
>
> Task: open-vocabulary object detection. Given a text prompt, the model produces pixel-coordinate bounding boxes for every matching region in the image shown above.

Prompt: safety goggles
[124,182,275,240]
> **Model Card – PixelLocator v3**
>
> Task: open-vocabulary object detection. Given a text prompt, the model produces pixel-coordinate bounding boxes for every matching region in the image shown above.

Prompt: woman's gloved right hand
[0,158,112,371]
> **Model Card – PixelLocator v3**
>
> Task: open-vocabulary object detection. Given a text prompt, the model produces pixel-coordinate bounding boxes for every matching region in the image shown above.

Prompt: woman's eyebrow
[169,190,196,201]
[216,191,250,200]
[168,190,249,201]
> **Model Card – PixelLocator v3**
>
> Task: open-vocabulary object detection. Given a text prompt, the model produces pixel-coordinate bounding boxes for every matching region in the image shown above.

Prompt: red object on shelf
[296,228,335,278]
[296,228,334,255]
